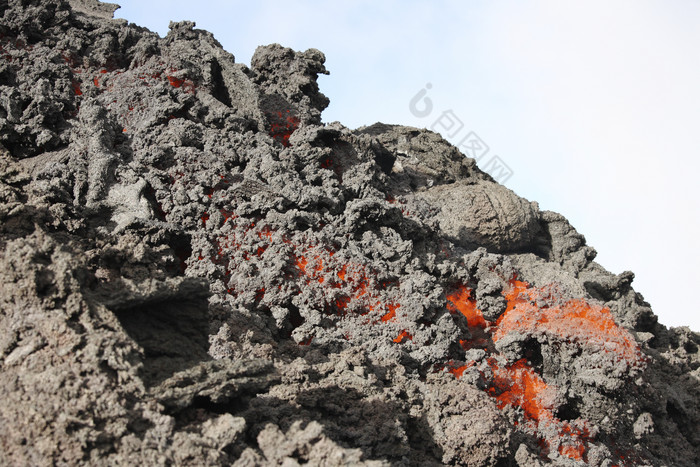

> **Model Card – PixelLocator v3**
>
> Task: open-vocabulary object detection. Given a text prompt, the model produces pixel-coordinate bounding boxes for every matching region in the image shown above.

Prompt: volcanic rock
[0,1,698,465]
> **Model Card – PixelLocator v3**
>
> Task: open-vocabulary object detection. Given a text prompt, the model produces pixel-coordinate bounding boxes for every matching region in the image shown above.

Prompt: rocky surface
[0,1,698,465]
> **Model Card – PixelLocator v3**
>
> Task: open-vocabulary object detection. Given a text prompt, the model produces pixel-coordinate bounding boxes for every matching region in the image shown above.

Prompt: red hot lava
[445,281,644,462]
[194,166,643,464]
[267,110,300,147]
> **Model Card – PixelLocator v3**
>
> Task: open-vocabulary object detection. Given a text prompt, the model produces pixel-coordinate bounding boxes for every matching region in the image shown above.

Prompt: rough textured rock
[0,1,698,466]
[416,179,542,253]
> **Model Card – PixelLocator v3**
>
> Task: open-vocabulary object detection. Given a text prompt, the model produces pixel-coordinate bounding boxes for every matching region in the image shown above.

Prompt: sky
[114,0,700,331]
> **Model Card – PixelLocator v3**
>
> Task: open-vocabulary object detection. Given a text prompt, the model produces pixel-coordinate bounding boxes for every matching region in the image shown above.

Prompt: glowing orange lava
[167,75,196,93]
[292,247,400,321]
[496,279,643,367]
[489,358,555,421]
[381,303,400,322]
[445,278,643,462]
[198,205,642,464]
[446,286,487,328]
[394,330,412,343]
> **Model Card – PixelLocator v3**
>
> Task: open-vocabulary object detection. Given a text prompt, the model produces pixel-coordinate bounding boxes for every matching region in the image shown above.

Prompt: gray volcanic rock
[0,1,699,466]
[416,179,542,253]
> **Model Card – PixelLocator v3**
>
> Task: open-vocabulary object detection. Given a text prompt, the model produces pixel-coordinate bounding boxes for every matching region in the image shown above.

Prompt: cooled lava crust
[0,1,698,466]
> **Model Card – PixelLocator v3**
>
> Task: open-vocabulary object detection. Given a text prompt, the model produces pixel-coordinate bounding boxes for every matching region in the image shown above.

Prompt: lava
[72,79,82,96]
[381,303,400,322]
[190,204,643,460]
[291,245,400,320]
[194,192,643,464]
[495,280,644,368]
[204,212,402,329]
[200,209,643,462]
[446,286,487,328]
[488,357,560,426]
[444,279,644,462]
[3,5,680,464]
[167,74,196,94]
[394,330,412,343]
[267,110,300,147]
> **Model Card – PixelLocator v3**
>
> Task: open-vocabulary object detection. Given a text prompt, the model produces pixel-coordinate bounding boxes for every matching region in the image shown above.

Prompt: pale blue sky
[115,1,700,331]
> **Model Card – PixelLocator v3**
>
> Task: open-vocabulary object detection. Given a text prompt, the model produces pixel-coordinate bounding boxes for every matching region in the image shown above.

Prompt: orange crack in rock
[295,255,308,274]
[489,358,556,421]
[294,248,400,319]
[381,303,400,322]
[446,285,487,328]
[287,240,404,325]
[206,213,400,323]
[167,74,196,94]
[394,330,412,344]
[448,361,474,379]
[446,278,644,462]
[72,79,82,95]
[495,279,644,368]
[196,204,641,464]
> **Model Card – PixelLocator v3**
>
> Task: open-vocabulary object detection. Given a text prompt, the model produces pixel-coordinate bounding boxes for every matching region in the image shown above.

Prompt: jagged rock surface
[0,1,698,466]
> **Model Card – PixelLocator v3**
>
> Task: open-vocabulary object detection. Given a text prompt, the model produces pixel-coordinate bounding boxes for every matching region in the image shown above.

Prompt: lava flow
[197,198,647,463]
[191,115,647,464]
[267,110,300,147]
[445,280,645,462]
[496,279,644,367]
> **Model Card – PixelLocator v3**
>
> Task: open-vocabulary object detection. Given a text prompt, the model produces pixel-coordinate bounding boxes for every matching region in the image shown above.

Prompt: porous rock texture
[0,1,698,465]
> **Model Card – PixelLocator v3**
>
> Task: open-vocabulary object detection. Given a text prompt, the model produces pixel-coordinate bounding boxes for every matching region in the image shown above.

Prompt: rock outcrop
[0,1,698,465]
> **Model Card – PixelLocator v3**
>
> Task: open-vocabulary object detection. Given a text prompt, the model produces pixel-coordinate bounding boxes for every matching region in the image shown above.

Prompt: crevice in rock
[113,296,210,386]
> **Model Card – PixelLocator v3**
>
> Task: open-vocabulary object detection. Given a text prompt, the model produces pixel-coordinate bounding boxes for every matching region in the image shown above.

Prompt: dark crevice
[522,338,543,372]
[666,400,693,443]
[171,238,192,275]
[288,304,305,329]
[557,396,582,422]
[188,394,251,417]
[370,141,396,175]
[143,185,167,221]
[210,59,232,107]
[113,296,210,386]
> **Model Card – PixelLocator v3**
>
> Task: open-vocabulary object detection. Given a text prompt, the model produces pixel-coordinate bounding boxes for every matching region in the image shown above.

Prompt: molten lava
[446,286,487,328]
[197,184,643,464]
[267,110,300,147]
[496,280,643,367]
[443,279,644,462]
